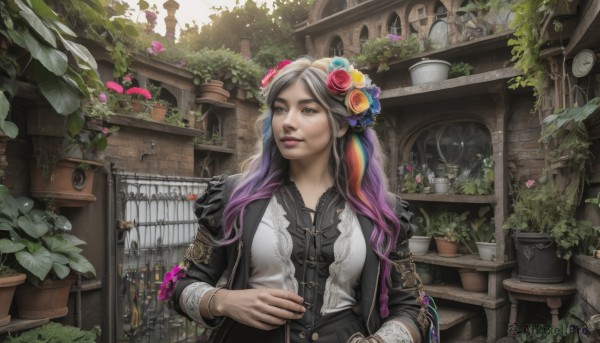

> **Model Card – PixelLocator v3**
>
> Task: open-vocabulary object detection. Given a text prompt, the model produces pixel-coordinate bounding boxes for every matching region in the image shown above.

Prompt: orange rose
[345,89,370,114]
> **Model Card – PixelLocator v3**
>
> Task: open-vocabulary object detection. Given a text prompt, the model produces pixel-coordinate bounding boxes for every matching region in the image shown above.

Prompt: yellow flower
[350,69,366,88]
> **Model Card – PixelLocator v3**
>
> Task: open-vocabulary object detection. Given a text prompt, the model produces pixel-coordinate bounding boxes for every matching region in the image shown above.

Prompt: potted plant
[353,33,421,72]
[4,321,99,342]
[0,185,96,319]
[503,177,593,283]
[0,264,25,326]
[449,62,474,78]
[186,48,264,102]
[429,209,470,257]
[467,206,496,261]
[408,58,452,86]
[146,83,169,122]
[408,209,435,256]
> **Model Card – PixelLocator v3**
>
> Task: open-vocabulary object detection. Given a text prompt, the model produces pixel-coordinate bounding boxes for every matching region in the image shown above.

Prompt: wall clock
[572,49,596,78]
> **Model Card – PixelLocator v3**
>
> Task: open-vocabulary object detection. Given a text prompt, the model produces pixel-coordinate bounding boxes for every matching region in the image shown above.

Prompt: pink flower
[260,60,292,88]
[148,41,165,55]
[326,69,353,95]
[106,81,123,94]
[101,127,109,135]
[125,87,152,100]
[187,193,198,201]
[123,74,132,82]
[387,34,403,41]
[157,265,186,301]
[525,179,535,188]
[406,165,414,172]
[415,174,422,183]
[99,93,107,104]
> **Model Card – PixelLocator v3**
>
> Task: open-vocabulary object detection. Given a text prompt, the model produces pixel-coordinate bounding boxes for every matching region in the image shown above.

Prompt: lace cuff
[373,320,414,343]
[179,282,215,326]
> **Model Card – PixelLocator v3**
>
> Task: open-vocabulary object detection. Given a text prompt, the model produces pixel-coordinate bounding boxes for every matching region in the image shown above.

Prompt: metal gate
[116,173,209,342]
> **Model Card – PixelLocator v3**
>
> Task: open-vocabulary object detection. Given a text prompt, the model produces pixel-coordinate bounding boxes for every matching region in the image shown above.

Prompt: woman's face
[271,80,344,165]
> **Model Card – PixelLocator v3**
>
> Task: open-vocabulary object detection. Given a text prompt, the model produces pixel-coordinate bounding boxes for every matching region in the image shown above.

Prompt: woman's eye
[303,107,318,114]
[273,106,287,114]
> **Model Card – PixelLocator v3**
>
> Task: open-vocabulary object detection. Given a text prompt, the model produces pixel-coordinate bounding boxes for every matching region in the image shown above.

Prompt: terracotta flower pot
[198,81,230,103]
[434,237,460,257]
[0,273,26,326]
[16,277,74,319]
[150,103,168,122]
[131,100,144,113]
[459,268,488,292]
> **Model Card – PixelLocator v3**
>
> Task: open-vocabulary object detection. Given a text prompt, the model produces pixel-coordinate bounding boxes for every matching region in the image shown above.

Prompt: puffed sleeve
[385,194,431,341]
[170,175,230,318]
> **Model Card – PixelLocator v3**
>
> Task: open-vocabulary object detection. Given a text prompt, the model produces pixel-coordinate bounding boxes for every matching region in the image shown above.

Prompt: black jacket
[172,175,430,342]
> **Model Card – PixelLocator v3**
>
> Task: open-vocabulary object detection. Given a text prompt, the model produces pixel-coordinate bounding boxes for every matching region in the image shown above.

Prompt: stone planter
[409,59,451,86]
[408,236,432,256]
[513,231,566,283]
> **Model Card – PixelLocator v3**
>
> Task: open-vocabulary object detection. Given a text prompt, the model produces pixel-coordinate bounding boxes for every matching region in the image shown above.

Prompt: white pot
[476,242,496,261]
[432,178,449,194]
[409,59,451,86]
[409,236,432,256]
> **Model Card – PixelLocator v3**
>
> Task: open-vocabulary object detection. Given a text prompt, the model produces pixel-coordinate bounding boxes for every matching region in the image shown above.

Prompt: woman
[162,57,437,343]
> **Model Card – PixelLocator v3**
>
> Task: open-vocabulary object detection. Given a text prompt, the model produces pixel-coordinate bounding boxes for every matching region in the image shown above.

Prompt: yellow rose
[350,69,366,88]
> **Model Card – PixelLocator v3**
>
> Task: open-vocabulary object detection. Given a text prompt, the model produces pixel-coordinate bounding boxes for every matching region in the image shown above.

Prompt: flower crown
[261,57,381,131]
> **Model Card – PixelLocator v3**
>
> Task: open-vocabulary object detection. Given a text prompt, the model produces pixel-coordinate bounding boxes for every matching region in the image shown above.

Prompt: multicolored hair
[221,57,401,318]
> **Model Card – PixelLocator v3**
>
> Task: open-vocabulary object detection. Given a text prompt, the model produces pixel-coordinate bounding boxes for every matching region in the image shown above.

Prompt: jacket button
[299,332,306,339]
[311,332,319,341]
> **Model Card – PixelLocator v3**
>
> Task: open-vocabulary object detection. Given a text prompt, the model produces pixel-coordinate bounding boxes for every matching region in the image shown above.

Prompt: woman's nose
[281,110,298,130]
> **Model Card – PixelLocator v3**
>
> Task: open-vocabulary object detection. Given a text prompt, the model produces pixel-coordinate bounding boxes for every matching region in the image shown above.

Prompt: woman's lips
[281,137,301,148]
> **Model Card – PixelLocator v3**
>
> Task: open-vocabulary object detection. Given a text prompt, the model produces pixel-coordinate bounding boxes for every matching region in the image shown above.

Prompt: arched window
[387,13,401,36]
[329,36,344,57]
[359,26,369,51]
[323,0,347,18]
[436,1,448,19]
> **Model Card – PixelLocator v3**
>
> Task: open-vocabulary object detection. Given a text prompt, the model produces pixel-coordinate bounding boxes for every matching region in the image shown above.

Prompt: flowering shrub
[401,164,426,193]
[147,41,165,55]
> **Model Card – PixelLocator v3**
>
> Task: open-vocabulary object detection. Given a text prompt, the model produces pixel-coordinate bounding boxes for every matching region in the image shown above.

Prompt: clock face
[572,49,596,78]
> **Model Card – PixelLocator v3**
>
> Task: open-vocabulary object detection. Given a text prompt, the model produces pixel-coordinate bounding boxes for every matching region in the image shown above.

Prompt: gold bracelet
[206,286,223,320]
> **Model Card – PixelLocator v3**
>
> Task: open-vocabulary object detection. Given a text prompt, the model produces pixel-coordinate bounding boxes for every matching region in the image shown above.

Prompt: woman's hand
[212,288,305,330]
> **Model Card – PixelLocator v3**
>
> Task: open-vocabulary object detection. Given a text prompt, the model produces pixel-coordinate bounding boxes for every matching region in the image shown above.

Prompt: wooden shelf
[195,97,235,108]
[573,254,600,276]
[437,306,478,331]
[412,252,516,272]
[424,283,507,309]
[380,67,521,106]
[399,193,496,204]
[108,114,201,137]
[0,318,50,334]
[194,144,235,154]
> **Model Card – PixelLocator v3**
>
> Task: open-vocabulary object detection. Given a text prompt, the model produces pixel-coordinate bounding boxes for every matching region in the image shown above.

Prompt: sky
[123,0,276,39]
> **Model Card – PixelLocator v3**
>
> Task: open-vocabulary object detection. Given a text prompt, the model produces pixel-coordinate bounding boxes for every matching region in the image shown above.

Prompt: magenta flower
[147,41,165,55]
[387,34,403,41]
[125,87,152,100]
[123,74,132,82]
[99,93,107,104]
[101,127,109,135]
[525,179,535,188]
[106,81,123,94]
[406,165,414,172]
[158,265,186,301]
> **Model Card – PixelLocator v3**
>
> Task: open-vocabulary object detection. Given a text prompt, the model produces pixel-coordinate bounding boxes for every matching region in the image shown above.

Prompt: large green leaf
[16,196,34,214]
[50,20,76,37]
[45,235,81,254]
[15,246,52,280]
[0,218,17,231]
[21,30,67,76]
[51,262,70,279]
[0,238,26,253]
[17,215,49,238]
[0,92,8,121]
[66,111,84,137]
[29,0,60,22]
[50,252,69,264]
[1,196,19,220]
[68,255,96,276]
[0,92,17,138]
[62,233,86,246]
[60,37,97,70]
[33,62,81,115]
[54,215,72,231]
[13,0,56,48]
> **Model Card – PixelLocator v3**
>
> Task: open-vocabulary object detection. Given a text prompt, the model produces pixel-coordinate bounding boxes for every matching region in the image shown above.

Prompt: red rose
[326,69,353,95]
[261,67,277,88]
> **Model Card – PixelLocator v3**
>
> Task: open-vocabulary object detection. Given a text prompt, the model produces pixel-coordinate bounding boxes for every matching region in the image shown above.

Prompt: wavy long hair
[221,58,401,318]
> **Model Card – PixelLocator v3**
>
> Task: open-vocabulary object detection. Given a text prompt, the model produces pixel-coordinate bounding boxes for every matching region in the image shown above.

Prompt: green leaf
[50,252,69,265]
[62,233,86,246]
[32,61,81,115]
[13,0,57,48]
[16,196,34,214]
[17,215,49,238]
[66,112,84,137]
[29,0,60,22]
[138,0,150,11]
[15,246,53,280]
[21,29,67,76]
[0,238,26,253]
[0,121,18,139]
[59,37,98,70]
[51,262,70,279]
[45,235,81,254]
[50,20,76,37]
[54,215,72,231]
[68,255,96,276]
